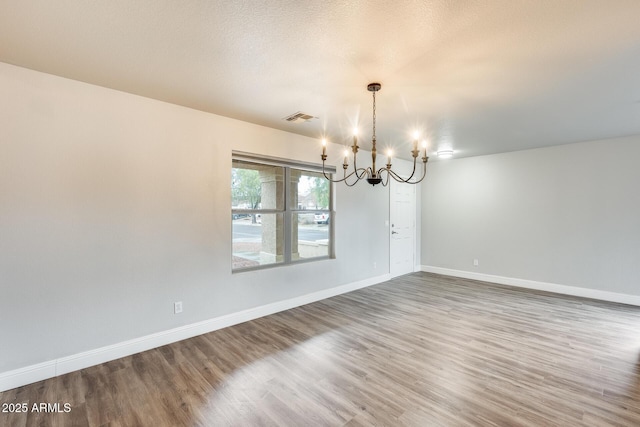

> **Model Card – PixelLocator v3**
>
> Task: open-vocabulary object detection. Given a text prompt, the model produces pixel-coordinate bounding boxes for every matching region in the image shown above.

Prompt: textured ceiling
[1,0,640,159]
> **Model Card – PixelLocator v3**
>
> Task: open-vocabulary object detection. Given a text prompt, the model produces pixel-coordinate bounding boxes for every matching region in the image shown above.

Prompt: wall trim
[420,265,640,306]
[0,273,391,392]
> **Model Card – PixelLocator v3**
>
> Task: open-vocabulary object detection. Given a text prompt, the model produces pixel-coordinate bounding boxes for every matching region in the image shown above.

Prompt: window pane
[292,213,330,260]
[232,160,284,211]
[290,170,330,210]
[233,213,284,269]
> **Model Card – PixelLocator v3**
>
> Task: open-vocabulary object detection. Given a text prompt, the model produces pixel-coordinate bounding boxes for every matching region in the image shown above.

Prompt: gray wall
[421,135,640,295]
[0,62,392,373]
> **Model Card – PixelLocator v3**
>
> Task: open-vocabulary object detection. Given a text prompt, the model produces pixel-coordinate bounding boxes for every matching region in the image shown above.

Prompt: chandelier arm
[321,164,339,182]
[321,168,364,183]
[409,163,428,184]
[378,168,397,186]
[322,157,349,183]
[342,167,373,186]
[357,168,369,180]
[352,158,372,180]
[386,168,411,183]
[378,169,390,187]
[405,156,421,181]
[406,157,419,181]
[355,167,372,179]
[414,160,428,183]
[386,157,418,183]
[343,176,362,187]
[352,152,370,180]
[321,161,347,183]
[386,161,428,184]
[361,167,373,179]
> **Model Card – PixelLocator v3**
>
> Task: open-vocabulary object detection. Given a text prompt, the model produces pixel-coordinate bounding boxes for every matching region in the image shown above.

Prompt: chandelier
[321,82,428,186]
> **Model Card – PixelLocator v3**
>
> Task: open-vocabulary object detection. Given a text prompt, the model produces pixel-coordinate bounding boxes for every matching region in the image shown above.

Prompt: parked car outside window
[314,212,330,224]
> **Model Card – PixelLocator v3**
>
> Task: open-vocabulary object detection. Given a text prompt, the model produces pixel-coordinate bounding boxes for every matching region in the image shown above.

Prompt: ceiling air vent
[283,111,317,123]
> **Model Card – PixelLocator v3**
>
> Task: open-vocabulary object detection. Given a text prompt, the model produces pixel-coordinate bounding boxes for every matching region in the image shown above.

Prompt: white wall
[421,136,640,297]
[0,62,392,376]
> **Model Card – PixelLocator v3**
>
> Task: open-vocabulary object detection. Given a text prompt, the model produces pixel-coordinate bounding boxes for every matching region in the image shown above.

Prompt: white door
[390,182,416,277]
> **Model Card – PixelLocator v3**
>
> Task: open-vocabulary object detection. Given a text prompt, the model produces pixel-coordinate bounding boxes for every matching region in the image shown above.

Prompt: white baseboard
[0,273,391,392]
[420,265,640,306]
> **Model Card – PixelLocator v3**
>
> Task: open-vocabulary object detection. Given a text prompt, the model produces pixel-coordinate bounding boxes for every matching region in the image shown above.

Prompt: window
[231,153,334,271]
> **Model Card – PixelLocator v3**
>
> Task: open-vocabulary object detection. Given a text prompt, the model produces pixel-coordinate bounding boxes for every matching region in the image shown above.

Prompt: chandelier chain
[372,90,376,141]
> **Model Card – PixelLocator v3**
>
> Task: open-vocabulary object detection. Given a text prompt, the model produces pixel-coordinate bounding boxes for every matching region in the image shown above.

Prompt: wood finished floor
[3,272,640,426]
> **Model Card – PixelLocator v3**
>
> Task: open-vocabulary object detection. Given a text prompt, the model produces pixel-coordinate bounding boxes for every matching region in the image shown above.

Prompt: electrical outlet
[373,262,377,269]
[473,259,479,266]
[174,301,183,314]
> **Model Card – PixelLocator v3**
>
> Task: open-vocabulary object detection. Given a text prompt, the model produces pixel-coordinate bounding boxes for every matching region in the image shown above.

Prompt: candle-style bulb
[421,140,428,162]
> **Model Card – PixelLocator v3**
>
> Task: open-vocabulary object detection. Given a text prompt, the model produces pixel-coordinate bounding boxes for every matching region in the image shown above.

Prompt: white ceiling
[1,0,640,159]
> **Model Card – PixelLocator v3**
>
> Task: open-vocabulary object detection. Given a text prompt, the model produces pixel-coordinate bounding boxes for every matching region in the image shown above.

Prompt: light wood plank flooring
[3,272,640,426]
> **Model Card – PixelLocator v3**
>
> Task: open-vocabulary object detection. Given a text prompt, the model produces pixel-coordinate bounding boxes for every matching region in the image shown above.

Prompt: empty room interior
[2,1,640,426]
